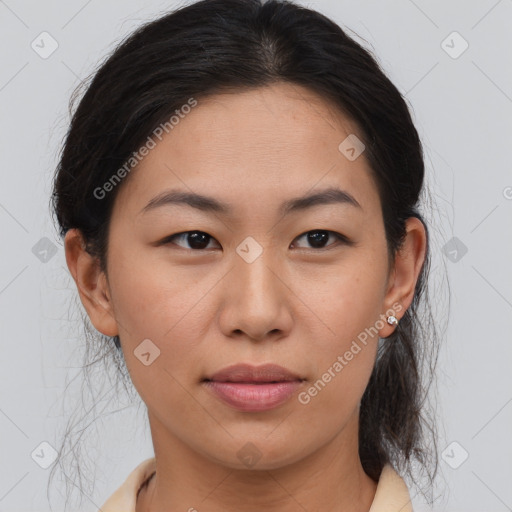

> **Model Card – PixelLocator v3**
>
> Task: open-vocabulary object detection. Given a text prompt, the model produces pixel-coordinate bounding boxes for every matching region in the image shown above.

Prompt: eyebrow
[139,186,362,217]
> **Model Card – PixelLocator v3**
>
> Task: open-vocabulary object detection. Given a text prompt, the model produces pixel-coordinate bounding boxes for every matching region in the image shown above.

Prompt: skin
[64,82,426,512]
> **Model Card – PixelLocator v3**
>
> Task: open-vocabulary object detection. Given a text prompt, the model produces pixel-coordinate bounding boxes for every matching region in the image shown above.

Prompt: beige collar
[100,457,413,512]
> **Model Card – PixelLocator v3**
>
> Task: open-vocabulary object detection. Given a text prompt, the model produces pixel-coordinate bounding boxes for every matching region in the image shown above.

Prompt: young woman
[51,0,441,510]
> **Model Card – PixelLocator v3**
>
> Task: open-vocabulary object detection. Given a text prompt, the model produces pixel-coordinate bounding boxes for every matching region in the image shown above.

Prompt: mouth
[202,378,302,384]
[204,362,303,383]
[202,363,305,412]
[202,380,304,412]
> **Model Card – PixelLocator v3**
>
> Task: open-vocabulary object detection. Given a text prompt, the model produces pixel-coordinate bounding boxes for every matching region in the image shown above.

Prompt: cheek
[291,255,384,412]
[106,249,217,394]
[294,251,386,346]
[108,246,209,339]
[108,255,210,411]
[296,308,379,435]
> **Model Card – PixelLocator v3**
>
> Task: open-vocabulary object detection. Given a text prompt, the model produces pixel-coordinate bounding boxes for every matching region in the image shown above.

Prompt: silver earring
[387,315,399,327]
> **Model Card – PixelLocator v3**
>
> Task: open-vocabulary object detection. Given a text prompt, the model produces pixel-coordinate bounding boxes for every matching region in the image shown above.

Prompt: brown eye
[163,230,220,250]
[291,230,350,250]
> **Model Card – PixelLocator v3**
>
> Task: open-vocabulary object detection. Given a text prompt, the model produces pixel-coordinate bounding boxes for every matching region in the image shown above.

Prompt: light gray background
[1,0,511,511]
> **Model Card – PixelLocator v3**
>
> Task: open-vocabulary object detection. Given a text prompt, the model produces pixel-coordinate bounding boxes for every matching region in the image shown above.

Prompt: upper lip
[204,363,303,383]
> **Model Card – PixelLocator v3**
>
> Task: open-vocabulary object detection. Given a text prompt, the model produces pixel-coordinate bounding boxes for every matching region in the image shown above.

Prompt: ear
[64,228,119,337]
[379,217,427,338]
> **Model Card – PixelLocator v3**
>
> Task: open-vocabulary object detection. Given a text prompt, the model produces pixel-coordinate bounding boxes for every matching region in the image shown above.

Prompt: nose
[218,251,293,342]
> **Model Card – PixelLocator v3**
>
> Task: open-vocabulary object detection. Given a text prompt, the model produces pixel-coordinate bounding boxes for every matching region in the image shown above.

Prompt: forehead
[113,82,381,222]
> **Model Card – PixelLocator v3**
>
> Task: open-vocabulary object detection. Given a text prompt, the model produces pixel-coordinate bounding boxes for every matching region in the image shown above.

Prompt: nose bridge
[218,237,291,340]
[232,239,280,305]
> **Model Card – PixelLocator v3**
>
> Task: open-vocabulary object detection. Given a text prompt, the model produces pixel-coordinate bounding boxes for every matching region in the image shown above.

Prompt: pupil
[188,231,209,249]
[308,231,328,248]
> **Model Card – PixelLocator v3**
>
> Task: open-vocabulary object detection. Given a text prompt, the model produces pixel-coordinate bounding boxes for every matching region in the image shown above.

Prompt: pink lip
[203,363,304,412]
[203,381,303,412]
[205,363,302,383]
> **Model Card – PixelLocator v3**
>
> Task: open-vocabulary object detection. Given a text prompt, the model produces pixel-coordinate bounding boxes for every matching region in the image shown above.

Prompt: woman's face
[70,82,413,470]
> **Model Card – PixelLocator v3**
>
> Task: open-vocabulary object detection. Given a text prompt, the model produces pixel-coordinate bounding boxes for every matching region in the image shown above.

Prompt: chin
[201,435,310,471]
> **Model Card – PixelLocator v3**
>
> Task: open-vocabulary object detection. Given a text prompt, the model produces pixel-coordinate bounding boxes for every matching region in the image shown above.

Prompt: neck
[137,410,377,512]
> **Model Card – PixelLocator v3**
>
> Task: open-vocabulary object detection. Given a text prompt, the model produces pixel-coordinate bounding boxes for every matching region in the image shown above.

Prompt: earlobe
[379,217,427,337]
[64,228,119,337]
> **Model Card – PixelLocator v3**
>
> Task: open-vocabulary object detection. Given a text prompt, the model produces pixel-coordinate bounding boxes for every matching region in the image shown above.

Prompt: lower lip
[203,380,303,412]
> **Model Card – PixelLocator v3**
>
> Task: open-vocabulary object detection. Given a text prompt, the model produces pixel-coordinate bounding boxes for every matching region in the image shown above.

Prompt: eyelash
[159,230,352,252]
